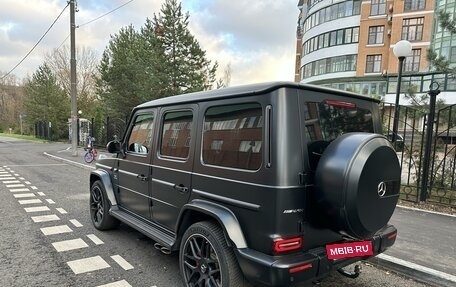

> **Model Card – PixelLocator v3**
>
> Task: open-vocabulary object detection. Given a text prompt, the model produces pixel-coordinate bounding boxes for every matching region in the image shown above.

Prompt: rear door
[151,105,196,230]
[117,110,156,219]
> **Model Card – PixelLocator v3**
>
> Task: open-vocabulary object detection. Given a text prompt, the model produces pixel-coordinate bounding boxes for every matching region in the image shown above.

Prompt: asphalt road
[0,136,429,287]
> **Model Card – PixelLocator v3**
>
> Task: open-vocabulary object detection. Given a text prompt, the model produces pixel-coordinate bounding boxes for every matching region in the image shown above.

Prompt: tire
[84,151,94,163]
[89,180,119,230]
[315,133,401,239]
[179,221,245,287]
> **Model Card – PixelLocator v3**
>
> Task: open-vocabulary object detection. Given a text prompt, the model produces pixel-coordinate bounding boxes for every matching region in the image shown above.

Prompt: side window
[203,103,263,170]
[127,113,155,154]
[160,110,193,159]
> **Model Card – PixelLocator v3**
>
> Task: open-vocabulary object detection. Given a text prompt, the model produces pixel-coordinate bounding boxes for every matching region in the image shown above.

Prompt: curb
[396,205,456,218]
[370,254,456,287]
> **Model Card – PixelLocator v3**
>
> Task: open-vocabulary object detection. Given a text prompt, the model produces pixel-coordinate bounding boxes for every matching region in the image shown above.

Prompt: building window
[303,27,360,56]
[366,55,382,73]
[368,26,384,44]
[404,49,421,72]
[404,0,426,11]
[450,47,456,63]
[370,0,386,16]
[402,18,424,41]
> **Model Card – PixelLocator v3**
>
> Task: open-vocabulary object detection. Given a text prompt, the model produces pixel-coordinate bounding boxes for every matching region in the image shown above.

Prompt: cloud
[1,0,298,86]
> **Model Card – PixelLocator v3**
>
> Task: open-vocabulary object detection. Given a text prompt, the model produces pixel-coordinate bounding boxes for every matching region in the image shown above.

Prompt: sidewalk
[44,144,456,287]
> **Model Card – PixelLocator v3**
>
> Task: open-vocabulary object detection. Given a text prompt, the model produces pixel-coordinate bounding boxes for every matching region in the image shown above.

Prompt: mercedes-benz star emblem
[378,182,387,197]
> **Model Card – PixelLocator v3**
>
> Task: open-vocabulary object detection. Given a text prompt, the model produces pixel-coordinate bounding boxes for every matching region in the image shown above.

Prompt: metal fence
[90,116,127,147]
[381,103,456,207]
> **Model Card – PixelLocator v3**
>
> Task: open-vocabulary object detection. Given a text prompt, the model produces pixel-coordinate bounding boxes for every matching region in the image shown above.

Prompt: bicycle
[84,137,97,163]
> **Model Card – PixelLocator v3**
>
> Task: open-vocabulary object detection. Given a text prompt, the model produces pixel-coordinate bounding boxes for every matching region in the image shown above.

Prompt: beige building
[296,0,456,105]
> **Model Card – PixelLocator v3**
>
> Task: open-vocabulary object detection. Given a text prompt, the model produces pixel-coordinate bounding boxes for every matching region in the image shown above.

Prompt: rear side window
[203,103,263,170]
[304,100,373,142]
[127,113,155,154]
[160,110,193,159]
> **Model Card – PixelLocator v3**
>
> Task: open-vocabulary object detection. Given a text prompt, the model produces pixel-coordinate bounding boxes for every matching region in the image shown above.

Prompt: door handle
[174,184,189,193]
[137,174,148,182]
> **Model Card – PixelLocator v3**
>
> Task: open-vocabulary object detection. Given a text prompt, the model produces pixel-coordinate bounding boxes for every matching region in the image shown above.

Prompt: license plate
[326,241,373,260]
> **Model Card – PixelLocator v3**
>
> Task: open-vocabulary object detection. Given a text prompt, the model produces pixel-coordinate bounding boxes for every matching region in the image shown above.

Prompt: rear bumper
[235,225,397,287]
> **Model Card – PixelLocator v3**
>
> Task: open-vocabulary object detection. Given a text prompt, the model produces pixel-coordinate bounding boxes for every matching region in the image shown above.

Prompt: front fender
[178,199,247,249]
[90,169,117,207]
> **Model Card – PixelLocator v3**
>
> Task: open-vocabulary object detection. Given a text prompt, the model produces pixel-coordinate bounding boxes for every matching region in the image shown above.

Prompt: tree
[96,0,219,119]
[44,46,99,119]
[97,25,152,120]
[0,72,23,133]
[152,0,218,96]
[23,64,69,139]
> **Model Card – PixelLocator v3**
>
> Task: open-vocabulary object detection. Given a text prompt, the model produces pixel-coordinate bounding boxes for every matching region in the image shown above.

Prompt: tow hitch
[337,264,361,279]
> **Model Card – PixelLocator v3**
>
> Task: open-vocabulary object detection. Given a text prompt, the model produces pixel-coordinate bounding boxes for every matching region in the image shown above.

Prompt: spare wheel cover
[315,133,401,239]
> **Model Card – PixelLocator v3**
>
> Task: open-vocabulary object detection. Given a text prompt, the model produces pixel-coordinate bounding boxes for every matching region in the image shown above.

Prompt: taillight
[388,232,397,239]
[289,263,313,274]
[273,236,303,254]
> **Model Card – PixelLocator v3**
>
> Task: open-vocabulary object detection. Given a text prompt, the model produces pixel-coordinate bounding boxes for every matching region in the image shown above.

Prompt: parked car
[89,82,401,287]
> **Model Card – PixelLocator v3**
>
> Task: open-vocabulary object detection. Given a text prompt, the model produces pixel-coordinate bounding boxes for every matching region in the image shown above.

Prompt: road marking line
[67,256,110,274]
[0,174,12,177]
[95,280,133,287]
[41,225,73,235]
[10,188,30,192]
[37,192,46,196]
[87,234,104,245]
[6,184,25,188]
[69,219,83,227]
[1,177,16,180]
[24,206,50,213]
[14,174,19,176]
[52,238,88,252]
[25,181,31,185]
[56,208,68,214]
[19,177,25,180]
[110,255,134,271]
[13,193,36,198]
[3,180,20,184]
[46,199,56,204]
[31,186,38,190]
[31,214,60,223]
[18,199,43,205]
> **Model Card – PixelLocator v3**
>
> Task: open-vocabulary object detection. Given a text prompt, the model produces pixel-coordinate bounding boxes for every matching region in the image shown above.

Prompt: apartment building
[295,0,456,105]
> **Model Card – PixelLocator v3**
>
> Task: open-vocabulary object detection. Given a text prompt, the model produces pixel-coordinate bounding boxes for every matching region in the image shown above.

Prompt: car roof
[135,81,379,110]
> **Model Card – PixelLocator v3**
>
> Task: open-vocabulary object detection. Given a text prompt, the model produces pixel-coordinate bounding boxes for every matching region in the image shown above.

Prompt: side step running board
[110,208,176,249]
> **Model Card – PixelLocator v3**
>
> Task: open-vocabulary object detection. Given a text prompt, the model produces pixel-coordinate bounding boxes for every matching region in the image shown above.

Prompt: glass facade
[303,26,359,56]
[432,0,456,66]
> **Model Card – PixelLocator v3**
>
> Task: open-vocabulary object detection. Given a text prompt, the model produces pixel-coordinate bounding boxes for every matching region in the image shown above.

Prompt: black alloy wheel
[180,221,244,287]
[89,180,119,230]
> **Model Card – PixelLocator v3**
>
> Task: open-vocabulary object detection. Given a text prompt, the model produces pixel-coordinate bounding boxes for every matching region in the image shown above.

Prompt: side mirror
[106,140,121,153]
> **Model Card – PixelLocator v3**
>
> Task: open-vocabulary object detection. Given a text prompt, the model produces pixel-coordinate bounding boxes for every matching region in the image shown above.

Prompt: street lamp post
[392,40,412,142]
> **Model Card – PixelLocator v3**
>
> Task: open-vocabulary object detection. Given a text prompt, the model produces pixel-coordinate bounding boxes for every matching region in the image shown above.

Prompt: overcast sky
[0,0,299,86]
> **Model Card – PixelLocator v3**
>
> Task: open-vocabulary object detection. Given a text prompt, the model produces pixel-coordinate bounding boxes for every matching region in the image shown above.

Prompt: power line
[57,0,135,49]
[0,3,70,80]
[77,0,135,28]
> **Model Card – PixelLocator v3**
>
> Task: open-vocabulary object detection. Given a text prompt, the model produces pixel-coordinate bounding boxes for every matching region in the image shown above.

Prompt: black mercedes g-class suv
[89,82,400,287]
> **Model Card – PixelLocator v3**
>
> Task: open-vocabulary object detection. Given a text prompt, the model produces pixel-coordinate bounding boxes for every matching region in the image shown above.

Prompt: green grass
[0,133,47,143]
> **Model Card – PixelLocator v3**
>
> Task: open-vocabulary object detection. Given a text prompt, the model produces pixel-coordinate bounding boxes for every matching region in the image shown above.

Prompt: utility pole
[69,0,78,156]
